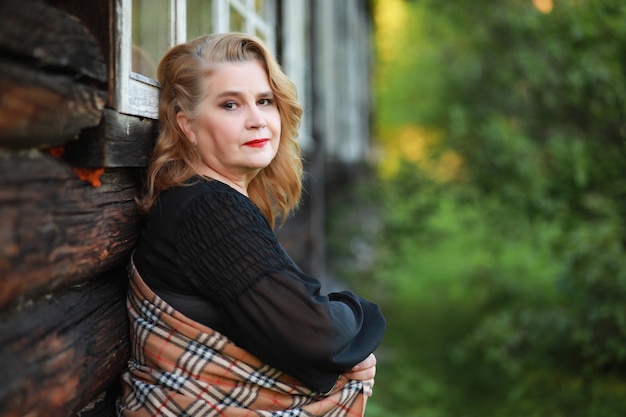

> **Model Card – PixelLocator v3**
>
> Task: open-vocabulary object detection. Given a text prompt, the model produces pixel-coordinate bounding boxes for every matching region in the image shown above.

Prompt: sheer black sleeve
[175,185,386,393]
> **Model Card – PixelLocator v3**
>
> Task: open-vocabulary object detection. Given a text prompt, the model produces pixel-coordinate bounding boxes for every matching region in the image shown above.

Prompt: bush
[325,0,626,415]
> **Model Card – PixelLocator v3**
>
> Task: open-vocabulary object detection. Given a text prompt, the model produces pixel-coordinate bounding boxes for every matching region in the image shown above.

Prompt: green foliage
[327,0,626,415]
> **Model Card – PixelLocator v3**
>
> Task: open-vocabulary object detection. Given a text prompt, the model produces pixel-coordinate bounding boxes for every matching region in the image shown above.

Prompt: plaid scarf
[116,261,370,417]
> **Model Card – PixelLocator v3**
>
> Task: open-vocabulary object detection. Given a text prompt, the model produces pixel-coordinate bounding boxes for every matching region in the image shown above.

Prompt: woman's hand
[340,353,377,397]
[343,353,377,381]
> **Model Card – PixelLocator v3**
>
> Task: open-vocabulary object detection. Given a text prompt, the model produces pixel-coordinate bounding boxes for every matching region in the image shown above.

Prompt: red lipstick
[244,138,270,148]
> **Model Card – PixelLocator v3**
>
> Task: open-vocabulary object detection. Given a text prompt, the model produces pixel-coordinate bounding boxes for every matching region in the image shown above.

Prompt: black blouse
[133,177,386,393]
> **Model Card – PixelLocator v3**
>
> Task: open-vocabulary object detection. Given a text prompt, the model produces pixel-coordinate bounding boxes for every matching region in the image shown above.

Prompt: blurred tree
[355,0,626,415]
[418,0,626,377]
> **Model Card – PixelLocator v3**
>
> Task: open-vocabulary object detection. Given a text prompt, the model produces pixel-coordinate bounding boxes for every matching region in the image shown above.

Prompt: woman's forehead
[203,61,271,95]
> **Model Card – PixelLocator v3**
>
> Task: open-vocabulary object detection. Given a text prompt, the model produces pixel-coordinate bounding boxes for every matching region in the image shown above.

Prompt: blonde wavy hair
[138,33,303,228]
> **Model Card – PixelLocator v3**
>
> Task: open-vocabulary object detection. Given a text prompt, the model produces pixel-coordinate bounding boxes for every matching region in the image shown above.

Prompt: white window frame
[213,0,275,51]
[280,0,311,152]
[115,0,276,119]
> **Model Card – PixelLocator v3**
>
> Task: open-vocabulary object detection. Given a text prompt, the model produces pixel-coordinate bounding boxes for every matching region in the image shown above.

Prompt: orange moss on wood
[72,167,105,188]
[45,147,105,187]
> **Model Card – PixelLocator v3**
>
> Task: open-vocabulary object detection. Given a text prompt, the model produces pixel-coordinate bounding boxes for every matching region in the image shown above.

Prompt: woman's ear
[176,112,197,145]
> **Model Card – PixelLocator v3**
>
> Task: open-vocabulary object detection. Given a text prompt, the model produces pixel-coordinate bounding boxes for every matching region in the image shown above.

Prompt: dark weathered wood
[0,0,107,82]
[52,0,115,107]
[64,108,157,168]
[0,269,130,417]
[75,386,120,417]
[0,60,107,149]
[0,151,141,311]
[0,0,108,149]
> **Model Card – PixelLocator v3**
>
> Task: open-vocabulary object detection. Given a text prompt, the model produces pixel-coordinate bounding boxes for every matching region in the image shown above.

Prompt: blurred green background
[327,0,626,415]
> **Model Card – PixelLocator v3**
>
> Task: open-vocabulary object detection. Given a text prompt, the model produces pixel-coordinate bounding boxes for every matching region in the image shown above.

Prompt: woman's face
[179,60,281,193]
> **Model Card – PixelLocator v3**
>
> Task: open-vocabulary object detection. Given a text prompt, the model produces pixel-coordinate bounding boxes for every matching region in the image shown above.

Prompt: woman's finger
[351,353,376,371]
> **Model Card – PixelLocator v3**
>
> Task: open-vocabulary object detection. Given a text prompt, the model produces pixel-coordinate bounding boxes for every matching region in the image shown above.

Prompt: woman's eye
[222,101,238,110]
[258,98,273,106]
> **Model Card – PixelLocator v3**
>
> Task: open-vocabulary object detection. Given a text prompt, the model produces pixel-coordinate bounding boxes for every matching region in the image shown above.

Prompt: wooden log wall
[0,0,154,415]
[0,0,320,415]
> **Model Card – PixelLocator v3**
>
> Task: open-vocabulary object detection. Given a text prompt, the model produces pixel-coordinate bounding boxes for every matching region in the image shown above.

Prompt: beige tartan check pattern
[116,261,369,417]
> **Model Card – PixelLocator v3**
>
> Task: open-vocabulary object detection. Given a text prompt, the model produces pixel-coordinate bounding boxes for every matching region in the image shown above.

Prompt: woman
[117,32,386,417]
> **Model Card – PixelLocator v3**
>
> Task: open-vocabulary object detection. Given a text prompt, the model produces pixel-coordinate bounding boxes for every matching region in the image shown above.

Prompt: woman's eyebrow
[214,90,243,100]
[214,90,274,100]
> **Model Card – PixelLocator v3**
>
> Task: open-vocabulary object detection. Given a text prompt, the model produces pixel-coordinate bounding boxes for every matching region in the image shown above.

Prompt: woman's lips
[244,138,270,148]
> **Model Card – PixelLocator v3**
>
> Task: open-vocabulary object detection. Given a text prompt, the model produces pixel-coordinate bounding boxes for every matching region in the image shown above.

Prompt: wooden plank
[0,150,141,311]
[0,60,107,149]
[64,108,157,168]
[52,0,115,107]
[0,269,130,417]
[0,0,107,83]
[75,387,120,417]
[0,0,109,149]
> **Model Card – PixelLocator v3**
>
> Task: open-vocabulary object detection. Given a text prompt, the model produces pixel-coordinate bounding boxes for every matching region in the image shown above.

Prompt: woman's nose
[246,107,267,129]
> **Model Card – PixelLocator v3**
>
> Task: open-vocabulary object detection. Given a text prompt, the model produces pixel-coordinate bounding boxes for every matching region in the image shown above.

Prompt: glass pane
[187,0,213,40]
[132,0,171,79]
[255,28,266,42]
[229,4,245,32]
[255,0,265,13]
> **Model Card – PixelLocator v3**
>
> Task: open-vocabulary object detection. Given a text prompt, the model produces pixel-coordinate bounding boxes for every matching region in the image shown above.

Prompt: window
[279,0,311,152]
[116,0,276,119]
